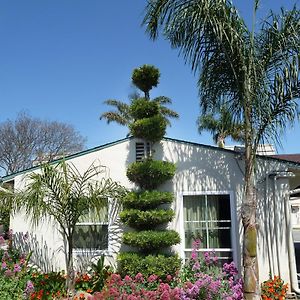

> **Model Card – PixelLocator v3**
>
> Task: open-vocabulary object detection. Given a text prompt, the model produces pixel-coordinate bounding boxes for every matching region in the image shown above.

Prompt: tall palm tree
[198,106,244,147]
[144,1,300,299]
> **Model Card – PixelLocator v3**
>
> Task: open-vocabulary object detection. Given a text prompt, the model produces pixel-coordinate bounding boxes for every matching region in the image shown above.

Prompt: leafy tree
[197,106,244,147]
[100,65,178,129]
[144,1,300,299]
[0,112,86,175]
[102,65,181,277]
[1,161,126,293]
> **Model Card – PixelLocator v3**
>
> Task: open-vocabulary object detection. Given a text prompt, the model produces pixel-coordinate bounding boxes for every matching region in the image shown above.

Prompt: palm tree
[144,1,300,299]
[198,106,244,147]
[3,161,126,293]
[100,65,179,128]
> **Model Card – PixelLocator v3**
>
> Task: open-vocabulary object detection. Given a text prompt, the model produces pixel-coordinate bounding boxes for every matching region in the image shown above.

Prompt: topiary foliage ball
[130,98,159,119]
[122,230,180,251]
[121,191,174,210]
[132,65,160,95]
[120,209,175,229]
[129,114,167,143]
[126,159,176,190]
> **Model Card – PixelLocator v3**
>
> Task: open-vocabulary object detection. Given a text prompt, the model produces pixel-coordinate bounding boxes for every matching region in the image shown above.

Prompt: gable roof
[2,136,300,182]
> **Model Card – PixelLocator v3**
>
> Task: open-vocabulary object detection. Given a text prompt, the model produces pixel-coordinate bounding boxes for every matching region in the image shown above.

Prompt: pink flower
[13,263,21,273]
[1,261,7,269]
[147,274,158,283]
[166,274,172,281]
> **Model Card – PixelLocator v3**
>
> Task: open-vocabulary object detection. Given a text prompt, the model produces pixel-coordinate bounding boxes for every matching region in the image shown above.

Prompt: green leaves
[100,65,178,132]
[144,0,300,151]
[117,252,181,280]
[127,159,176,190]
[129,114,167,143]
[131,65,160,98]
[122,191,174,210]
[120,209,175,229]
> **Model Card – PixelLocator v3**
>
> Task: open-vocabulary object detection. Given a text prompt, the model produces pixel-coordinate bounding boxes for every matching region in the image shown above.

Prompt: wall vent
[135,142,150,161]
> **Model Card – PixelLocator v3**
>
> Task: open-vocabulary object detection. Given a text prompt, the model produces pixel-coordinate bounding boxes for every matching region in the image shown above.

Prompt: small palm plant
[1,161,126,293]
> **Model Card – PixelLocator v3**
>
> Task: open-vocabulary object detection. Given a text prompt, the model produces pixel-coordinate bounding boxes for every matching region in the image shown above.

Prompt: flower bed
[1,233,246,300]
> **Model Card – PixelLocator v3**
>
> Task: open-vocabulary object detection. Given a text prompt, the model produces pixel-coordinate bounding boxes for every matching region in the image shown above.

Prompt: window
[73,201,108,250]
[135,142,151,161]
[183,194,232,263]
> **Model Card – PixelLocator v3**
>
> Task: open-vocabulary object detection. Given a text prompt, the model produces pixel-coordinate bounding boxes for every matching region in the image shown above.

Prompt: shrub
[122,230,180,251]
[121,191,173,209]
[0,245,34,300]
[117,252,181,279]
[130,98,159,119]
[120,209,175,229]
[127,159,176,190]
[129,114,167,142]
[261,275,288,300]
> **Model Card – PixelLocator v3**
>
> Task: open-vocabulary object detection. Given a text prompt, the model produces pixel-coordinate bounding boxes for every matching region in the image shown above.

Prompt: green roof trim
[2,135,299,182]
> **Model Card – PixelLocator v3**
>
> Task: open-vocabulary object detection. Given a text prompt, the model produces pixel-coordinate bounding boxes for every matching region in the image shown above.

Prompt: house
[2,136,300,292]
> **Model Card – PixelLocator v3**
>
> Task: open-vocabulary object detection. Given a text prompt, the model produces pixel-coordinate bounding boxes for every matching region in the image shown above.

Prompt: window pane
[73,225,108,249]
[183,194,231,251]
[184,195,206,248]
[78,202,108,223]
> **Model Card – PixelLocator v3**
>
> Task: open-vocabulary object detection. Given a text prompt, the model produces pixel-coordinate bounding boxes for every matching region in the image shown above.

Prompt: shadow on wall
[14,231,61,272]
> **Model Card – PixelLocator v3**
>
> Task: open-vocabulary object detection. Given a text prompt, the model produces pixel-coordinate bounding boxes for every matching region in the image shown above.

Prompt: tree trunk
[242,143,260,300]
[66,233,75,295]
[217,135,225,148]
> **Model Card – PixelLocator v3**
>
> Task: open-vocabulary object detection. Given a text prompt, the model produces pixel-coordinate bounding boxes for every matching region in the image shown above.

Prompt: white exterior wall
[10,139,135,272]
[7,137,299,288]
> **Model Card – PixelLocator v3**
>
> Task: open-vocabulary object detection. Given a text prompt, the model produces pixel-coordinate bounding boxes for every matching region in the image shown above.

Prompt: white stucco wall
[6,137,300,289]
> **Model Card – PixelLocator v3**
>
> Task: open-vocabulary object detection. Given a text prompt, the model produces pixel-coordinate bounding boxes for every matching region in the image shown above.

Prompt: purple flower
[1,261,7,269]
[192,261,200,271]
[24,280,34,298]
[13,263,21,273]
[223,261,238,276]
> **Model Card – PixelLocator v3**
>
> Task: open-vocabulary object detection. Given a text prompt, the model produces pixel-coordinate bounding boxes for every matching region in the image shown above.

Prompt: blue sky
[0,0,299,153]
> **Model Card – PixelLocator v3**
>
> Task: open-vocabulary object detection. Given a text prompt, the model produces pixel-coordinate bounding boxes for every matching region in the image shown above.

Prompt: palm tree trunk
[66,233,75,295]
[242,140,260,299]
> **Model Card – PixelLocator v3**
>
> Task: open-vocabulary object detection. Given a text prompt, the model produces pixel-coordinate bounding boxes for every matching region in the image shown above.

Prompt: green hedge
[120,209,175,229]
[130,98,159,119]
[123,230,180,251]
[129,115,167,143]
[122,191,174,209]
[127,159,176,190]
[117,252,181,279]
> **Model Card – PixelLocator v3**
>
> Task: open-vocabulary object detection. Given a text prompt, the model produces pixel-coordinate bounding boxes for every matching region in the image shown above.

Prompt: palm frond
[152,96,179,125]
[100,99,131,126]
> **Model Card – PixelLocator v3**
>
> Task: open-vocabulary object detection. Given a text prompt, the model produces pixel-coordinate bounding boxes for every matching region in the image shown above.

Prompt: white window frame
[179,190,238,264]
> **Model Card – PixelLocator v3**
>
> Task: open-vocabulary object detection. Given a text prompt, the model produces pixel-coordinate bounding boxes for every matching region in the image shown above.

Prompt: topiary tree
[101,65,181,278]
